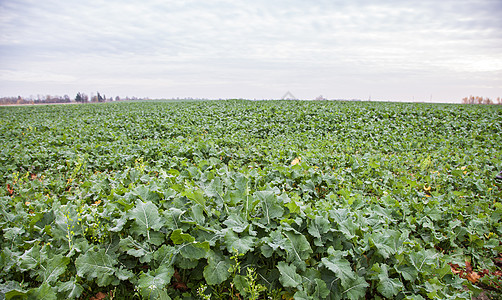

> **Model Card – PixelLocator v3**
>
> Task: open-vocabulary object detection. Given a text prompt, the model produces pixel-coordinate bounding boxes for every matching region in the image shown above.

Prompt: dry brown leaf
[465,261,473,273]
[6,184,14,195]
[466,271,480,283]
[90,292,108,300]
[449,263,461,275]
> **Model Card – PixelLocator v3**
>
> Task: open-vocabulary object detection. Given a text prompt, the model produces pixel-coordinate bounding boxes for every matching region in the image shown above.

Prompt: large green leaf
[137,266,174,295]
[312,278,330,298]
[28,282,57,300]
[179,241,210,259]
[58,279,84,299]
[375,264,403,298]
[129,200,163,235]
[264,229,287,251]
[277,261,302,288]
[153,244,176,268]
[203,251,231,285]
[36,254,70,285]
[224,230,256,254]
[396,264,418,282]
[283,230,312,271]
[321,249,355,288]
[343,276,369,300]
[223,214,249,233]
[18,244,40,272]
[0,281,26,300]
[184,188,206,207]
[369,229,402,259]
[170,229,195,244]
[409,249,437,273]
[75,248,118,286]
[337,217,358,240]
[255,190,284,225]
[119,236,153,263]
[134,185,160,203]
[307,215,331,246]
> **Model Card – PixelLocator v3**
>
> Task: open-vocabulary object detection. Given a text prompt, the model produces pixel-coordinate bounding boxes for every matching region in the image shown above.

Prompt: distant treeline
[0,93,147,105]
[2,94,501,105]
[462,96,502,105]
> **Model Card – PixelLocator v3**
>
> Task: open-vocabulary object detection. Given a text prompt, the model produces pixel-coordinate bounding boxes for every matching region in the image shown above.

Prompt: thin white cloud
[0,70,76,83]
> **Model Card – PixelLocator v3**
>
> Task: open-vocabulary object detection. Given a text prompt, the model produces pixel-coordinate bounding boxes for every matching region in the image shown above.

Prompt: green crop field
[0,100,501,299]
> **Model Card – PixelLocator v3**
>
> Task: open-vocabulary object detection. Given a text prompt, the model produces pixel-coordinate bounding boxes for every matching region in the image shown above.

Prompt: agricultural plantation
[0,100,501,299]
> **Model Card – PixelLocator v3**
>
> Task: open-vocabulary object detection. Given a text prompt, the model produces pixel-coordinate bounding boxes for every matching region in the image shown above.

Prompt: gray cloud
[0,0,501,100]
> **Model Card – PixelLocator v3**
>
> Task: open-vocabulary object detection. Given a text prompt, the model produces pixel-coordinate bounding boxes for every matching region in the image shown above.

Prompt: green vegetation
[0,100,501,299]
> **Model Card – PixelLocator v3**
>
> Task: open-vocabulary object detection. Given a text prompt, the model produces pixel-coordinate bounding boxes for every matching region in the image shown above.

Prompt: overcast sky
[1,0,501,102]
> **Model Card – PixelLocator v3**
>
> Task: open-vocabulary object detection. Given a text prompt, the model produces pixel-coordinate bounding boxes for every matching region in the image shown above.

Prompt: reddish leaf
[463,261,480,283]
[172,269,188,291]
[465,261,473,273]
[449,263,461,275]
[173,281,188,291]
[90,292,108,300]
[494,257,502,267]
[173,269,182,282]
[6,184,14,195]
[466,271,480,283]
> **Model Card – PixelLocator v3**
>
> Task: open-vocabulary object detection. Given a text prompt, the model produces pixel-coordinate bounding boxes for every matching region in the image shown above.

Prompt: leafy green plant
[0,100,501,299]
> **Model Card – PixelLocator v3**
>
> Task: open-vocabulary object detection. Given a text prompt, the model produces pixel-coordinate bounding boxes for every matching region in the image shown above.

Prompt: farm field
[0,100,501,299]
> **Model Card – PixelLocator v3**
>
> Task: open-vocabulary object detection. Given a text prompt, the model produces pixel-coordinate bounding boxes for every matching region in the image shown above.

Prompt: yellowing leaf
[291,157,301,166]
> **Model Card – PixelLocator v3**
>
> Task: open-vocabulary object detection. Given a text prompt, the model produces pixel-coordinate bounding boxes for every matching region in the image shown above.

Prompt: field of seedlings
[0,100,501,299]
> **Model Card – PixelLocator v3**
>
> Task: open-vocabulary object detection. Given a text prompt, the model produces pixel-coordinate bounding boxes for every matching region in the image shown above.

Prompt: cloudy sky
[1,0,501,102]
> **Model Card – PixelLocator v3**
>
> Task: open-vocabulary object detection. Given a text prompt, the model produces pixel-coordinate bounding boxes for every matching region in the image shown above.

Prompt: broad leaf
[134,185,160,203]
[224,230,256,254]
[58,279,84,299]
[75,248,118,286]
[18,244,40,272]
[321,249,355,288]
[283,230,312,271]
[170,229,195,244]
[409,249,437,272]
[29,282,57,300]
[37,254,70,285]
[119,236,153,263]
[277,261,302,288]
[203,251,231,285]
[153,245,176,268]
[179,241,210,259]
[138,267,174,290]
[343,276,369,300]
[255,190,284,225]
[337,217,358,240]
[223,214,249,233]
[369,229,403,259]
[376,264,403,298]
[307,216,331,246]
[129,200,163,236]
[312,278,330,298]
